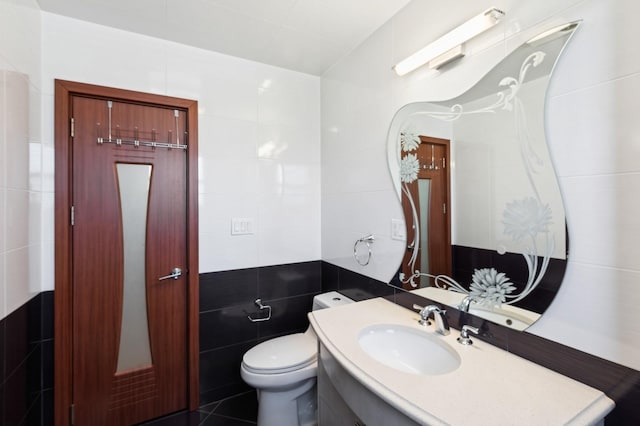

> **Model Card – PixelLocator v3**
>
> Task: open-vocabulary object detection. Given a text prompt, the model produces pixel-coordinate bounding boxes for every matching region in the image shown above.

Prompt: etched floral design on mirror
[387,22,580,330]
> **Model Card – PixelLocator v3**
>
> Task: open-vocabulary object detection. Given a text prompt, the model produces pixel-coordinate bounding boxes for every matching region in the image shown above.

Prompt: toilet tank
[312,291,354,311]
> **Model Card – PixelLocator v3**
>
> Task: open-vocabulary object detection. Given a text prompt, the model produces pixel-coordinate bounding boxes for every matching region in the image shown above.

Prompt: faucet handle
[412,304,430,326]
[412,305,450,335]
[457,325,480,345]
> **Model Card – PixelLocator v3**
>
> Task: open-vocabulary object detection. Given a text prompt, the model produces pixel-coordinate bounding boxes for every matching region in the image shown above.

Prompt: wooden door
[401,136,451,288]
[54,81,200,426]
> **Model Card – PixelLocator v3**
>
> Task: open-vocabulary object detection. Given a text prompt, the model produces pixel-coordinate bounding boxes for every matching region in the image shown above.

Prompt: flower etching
[400,153,420,183]
[502,197,552,242]
[400,132,420,152]
[469,268,516,306]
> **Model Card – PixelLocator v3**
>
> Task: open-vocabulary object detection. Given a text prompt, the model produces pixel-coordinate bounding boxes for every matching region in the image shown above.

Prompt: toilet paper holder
[248,298,272,322]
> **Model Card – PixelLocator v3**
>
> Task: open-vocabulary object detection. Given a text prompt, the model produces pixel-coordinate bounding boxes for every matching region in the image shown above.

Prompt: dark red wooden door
[401,136,451,288]
[71,96,188,425]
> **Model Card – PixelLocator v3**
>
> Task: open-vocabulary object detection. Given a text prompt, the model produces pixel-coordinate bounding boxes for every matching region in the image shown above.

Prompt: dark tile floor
[140,391,258,426]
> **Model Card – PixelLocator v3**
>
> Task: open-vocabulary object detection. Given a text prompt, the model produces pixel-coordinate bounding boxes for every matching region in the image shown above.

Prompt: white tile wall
[0,0,41,89]
[39,12,321,285]
[5,72,29,191]
[547,74,640,177]
[165,42,261,122]
[321,0,640,371]
[198,192,260,272]
[6,189,29,250]
[257,192,321,265]
[40,14,167,97]
[5,246,30,314]
[0,0,42,319]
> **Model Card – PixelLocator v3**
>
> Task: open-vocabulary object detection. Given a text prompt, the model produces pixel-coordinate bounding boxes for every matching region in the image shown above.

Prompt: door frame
[53,79,200,425]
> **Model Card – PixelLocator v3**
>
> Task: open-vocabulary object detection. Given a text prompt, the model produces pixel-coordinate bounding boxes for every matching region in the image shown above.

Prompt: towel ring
[354,234,375,266]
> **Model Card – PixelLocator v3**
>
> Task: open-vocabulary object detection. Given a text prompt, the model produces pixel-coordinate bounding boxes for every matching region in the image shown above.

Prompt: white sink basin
[358,324,461,375]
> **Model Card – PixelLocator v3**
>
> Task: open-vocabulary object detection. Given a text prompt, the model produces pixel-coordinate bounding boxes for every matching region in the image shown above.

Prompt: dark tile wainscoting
[0,291,54,426]
[199,261,323,403]
[198,260,395,405]
[3,261,638,425]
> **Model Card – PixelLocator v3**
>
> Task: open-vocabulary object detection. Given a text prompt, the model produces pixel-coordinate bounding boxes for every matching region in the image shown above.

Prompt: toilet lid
[243,333,317,374]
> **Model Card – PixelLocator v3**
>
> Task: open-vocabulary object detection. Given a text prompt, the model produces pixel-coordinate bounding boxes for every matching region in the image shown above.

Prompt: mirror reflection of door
[401,136,451,289]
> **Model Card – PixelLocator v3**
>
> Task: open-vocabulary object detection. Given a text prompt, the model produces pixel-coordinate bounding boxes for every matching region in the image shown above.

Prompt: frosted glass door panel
[419,178,431,286]
[116,163,153,372]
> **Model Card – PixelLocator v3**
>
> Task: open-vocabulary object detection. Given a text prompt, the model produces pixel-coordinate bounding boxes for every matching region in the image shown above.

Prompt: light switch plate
[231,218,255,235]
[391,219,406,241]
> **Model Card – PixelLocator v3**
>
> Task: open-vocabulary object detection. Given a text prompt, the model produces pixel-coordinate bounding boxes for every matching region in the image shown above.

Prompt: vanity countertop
[309,297,614,426]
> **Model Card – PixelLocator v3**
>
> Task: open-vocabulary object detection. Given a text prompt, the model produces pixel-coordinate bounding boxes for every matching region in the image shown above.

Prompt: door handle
[158,267,182,281]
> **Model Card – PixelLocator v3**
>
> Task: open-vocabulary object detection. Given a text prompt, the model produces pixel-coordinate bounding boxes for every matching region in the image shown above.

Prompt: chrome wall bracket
[247,298,272,322]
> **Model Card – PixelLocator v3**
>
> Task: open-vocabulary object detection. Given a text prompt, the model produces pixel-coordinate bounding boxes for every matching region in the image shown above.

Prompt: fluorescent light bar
[393,7,505,76]
[428,44,465,69]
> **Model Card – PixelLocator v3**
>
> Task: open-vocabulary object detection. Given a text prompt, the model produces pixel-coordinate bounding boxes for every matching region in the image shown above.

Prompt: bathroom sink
[358,324,460,375]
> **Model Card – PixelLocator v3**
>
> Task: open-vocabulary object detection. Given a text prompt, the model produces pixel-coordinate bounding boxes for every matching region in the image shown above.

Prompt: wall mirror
[386,22,580,330]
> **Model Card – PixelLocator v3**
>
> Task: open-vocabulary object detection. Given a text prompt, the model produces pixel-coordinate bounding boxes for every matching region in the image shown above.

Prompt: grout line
[560,170,640,180]
[197,409,214,426]
[550,70,640,100]
[211,389,256,408]
[198,401,220,414]
[204,413,257,425]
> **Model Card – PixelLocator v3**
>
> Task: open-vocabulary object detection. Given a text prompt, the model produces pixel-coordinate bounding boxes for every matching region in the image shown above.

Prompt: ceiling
[36,0,411,76]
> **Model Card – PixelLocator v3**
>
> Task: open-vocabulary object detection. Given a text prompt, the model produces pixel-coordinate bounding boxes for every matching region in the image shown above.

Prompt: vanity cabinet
[318,357,363,426]
[310,298,613,426]
[318,344,420,426]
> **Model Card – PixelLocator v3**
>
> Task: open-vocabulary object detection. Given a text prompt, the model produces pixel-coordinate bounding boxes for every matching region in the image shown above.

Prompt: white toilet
[240,291,354,426]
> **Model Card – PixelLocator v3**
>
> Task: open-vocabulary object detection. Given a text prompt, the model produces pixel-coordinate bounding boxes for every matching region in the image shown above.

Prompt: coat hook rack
[95,100,188,150]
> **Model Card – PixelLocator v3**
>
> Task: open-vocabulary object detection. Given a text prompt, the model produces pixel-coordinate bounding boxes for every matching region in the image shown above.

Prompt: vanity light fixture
[393,7,505,76]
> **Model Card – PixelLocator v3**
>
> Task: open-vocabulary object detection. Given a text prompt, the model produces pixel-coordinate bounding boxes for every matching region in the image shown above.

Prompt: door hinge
[443,203,447,214]
[70,117,75,138]
[70,206,75,226]
[70,404,75,425]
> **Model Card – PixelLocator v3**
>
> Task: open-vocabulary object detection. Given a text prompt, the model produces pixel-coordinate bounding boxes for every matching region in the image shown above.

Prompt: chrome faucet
[412,304,451,336]
[459,296,474,312]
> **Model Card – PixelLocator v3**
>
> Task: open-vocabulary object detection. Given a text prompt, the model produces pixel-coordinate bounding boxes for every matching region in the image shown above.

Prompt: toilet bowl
[240,291,354,426]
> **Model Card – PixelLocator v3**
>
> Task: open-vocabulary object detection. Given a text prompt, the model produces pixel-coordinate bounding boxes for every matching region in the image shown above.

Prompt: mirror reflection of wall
[452,77,566,260]
[388,22,579,330]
